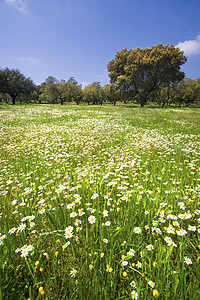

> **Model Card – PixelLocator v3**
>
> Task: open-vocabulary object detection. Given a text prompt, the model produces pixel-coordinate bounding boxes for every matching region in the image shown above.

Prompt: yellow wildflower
[38,287,44,294]
[89,264,94,270]
[108,267,113,272]
[153,289,159,297]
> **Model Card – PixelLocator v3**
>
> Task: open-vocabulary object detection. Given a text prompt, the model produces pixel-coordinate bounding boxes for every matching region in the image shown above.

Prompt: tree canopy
[0,68,35,104]
[1,46,200,107]
[83,82,105,105]
[39,76,83,105]
[107,44,187,106]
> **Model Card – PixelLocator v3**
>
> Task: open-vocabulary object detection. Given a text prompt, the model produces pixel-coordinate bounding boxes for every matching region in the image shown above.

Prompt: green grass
[0,104,200,299]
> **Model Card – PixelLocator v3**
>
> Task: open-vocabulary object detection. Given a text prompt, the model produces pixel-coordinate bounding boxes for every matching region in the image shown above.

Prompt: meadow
[0,104,200,299]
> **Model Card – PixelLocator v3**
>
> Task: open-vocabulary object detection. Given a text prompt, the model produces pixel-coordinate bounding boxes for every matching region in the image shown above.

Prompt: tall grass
[0,104,200,299]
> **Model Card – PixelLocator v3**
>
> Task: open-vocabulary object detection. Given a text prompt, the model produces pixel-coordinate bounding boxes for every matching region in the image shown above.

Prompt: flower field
[0,104,200,299]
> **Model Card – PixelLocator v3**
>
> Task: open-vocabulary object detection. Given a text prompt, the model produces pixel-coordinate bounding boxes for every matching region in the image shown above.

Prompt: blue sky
[0,0,200,87]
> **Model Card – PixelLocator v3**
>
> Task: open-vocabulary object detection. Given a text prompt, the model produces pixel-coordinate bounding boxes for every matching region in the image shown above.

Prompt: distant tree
[39,76,60,104]
[56,79,68,105]
[0,68,35,104]
[0,92,11,103]
[0,92,3,102]
[17,93,31,104]
[197,77,200,105]
[31,85,42,103]
[172,78,200,107]
[104,84,120,105]
[83,82,105,105]
[65,77,83,105]
[39,76,82,105]
[107,44,187,106]
[149,84,177,107]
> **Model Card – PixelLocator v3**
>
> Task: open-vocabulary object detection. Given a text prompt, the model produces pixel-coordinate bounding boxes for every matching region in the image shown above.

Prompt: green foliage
[83,82,105,105]
[65,77,83,105]
[173,78,200,106]
[104,84,122,105]
[0,68,35,104]
[39,76,83,105]
[107,44,187,106]
[0,59,200,107]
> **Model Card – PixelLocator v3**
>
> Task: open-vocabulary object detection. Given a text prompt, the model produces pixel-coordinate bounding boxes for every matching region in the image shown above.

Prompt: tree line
[0,44,200,107]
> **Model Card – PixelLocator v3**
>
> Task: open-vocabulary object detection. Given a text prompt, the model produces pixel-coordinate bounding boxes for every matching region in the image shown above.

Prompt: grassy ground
[0,104,200,299]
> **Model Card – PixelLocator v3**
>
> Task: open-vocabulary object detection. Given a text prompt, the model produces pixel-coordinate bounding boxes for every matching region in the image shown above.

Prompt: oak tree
[0,68,35,104]
[83,82,105,105]
[107,44,187,106]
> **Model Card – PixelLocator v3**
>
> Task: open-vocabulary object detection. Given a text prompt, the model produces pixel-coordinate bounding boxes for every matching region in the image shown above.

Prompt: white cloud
[5,0,27,12]
[20,57,41,63]
[176,35,200,56]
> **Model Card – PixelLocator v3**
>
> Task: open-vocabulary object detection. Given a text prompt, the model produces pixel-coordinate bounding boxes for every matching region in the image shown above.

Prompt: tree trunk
[60,98,63,105]
[162,102,166,107]
[12,97,16,105]
[139,94,147,107]
[140,97,145,107]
